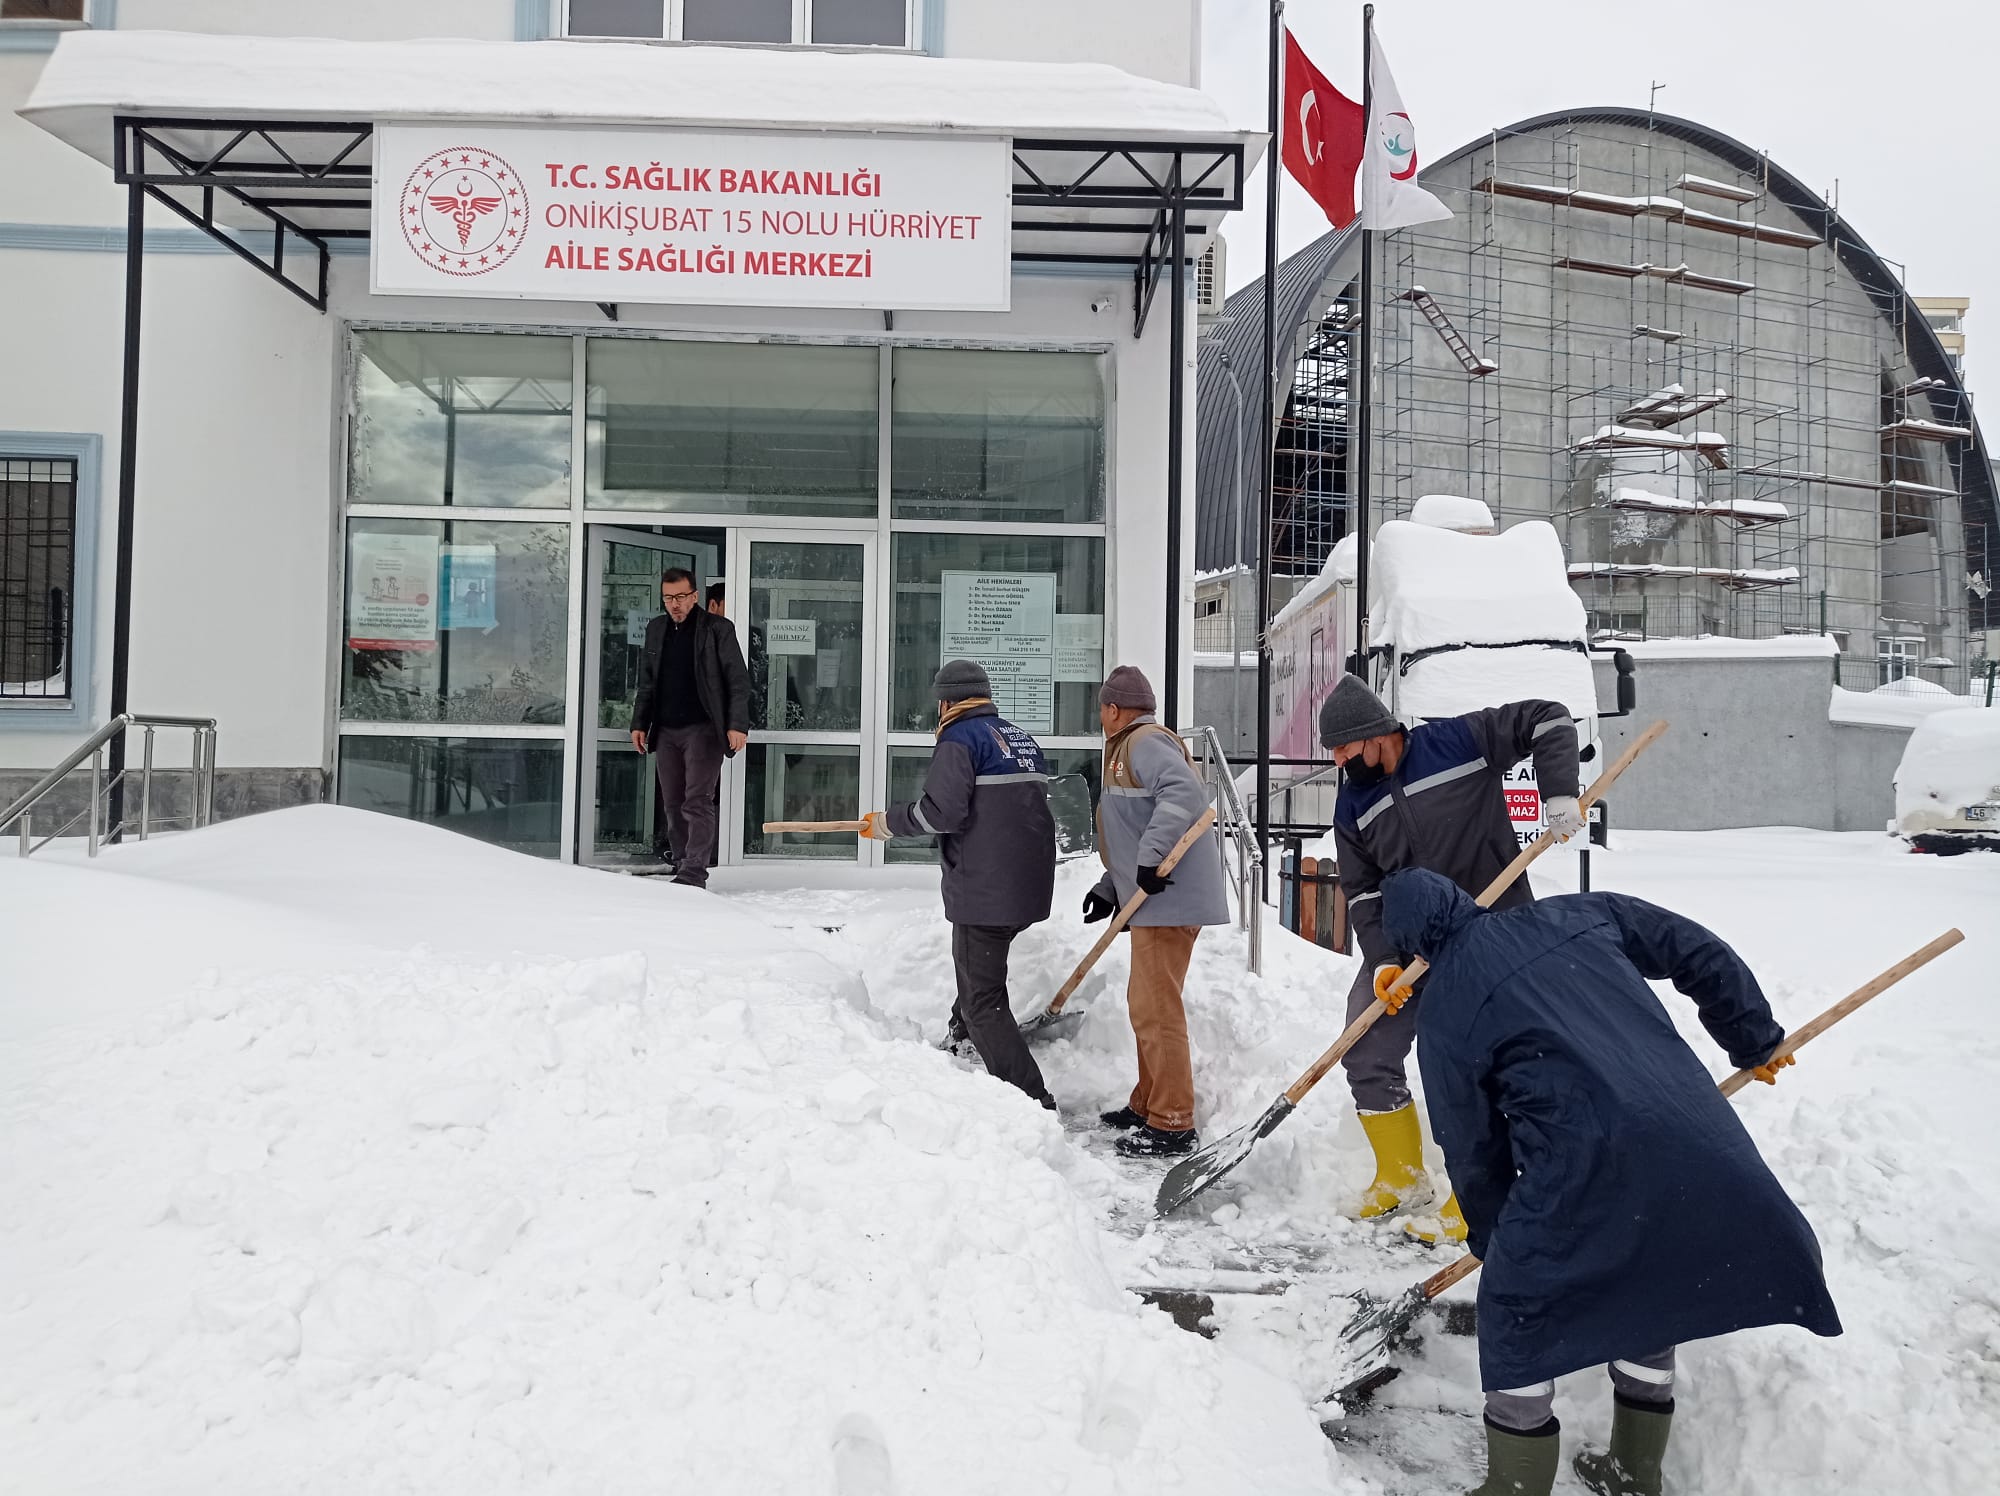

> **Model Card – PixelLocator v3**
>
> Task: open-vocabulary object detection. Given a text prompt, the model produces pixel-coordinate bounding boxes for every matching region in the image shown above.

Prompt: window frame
[560,0,921,49]
[0,0,111,54]
[0,433,100,731]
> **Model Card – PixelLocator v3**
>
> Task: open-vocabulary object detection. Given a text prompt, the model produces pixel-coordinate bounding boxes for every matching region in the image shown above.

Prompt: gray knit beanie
[1097,665,1157,712]
[1318,673,1400,749]
[933,659,992,703]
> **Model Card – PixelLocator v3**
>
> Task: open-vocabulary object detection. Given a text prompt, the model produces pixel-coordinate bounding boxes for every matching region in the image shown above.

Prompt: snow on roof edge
[23,30,1257,171]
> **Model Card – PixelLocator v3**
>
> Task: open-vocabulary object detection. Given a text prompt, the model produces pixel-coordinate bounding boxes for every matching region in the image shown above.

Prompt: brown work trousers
[1126,924,1200,1132]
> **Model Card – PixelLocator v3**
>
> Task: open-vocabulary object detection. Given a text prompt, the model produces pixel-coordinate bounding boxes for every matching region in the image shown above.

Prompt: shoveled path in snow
[723,830,2000,1495]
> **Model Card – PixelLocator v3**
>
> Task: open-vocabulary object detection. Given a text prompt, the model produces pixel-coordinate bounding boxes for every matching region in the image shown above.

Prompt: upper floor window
[0,0,85,20]
[565,0,911,47]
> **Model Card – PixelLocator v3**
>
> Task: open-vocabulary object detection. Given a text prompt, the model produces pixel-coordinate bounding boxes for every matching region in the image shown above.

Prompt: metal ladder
[1186,724,1264,976]
[1,713,218,857]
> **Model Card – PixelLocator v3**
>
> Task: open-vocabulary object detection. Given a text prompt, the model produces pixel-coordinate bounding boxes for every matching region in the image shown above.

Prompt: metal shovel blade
[1154,1095,1295,1215]
[1326,1283,1430,1403]
[1019,1005,1086,1041]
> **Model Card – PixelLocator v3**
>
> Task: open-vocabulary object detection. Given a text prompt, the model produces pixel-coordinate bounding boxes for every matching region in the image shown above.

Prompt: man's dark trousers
[653,723,724,885]
[950,923,1053,1106]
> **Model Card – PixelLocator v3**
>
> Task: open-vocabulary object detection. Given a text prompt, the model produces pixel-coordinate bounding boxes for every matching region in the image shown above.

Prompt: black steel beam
[107,174,143,842]
[1165,182,1187,726]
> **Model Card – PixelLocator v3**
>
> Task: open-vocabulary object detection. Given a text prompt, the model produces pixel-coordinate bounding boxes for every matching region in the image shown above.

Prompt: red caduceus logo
[401,146,528,277]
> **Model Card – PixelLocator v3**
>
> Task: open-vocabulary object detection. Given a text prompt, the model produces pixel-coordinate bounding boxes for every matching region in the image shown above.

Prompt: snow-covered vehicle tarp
[1892,706,2000,853]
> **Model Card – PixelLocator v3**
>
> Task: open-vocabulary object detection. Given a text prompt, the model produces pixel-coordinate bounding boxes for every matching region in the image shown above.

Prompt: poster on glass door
[940,571,1057,732]
[349,532,440,650]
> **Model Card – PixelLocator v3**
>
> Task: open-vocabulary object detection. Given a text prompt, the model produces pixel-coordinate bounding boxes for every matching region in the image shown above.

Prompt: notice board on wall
[939,570,1057,732]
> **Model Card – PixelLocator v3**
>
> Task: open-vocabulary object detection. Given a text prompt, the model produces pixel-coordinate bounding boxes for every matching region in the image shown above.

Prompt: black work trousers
[950,923,1054,1108]
[651,723,724,885]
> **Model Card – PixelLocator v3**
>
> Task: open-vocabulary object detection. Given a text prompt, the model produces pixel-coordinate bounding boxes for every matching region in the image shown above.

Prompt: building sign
[372,125,1011,312]
[348,532,439,651]
[940,571,1057,732]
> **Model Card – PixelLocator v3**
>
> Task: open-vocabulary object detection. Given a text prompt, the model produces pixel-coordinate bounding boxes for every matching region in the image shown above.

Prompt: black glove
[1082,887,1116,923]
[1136,864,1173,896]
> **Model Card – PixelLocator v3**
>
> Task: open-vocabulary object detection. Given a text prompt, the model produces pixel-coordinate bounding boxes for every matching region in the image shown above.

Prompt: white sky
[1201,0,1999,392]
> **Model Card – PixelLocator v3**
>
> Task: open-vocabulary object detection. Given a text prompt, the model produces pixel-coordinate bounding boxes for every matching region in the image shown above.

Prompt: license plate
[1967,803,1996,823]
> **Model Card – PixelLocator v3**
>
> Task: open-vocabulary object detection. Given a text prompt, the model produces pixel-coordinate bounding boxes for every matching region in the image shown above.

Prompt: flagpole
[1352,2,1374,673]
[1254,0,1282,896]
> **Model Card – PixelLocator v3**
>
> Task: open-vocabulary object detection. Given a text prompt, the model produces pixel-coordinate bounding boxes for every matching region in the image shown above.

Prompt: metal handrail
[2,712,219,857]
[1186,724,1264,977]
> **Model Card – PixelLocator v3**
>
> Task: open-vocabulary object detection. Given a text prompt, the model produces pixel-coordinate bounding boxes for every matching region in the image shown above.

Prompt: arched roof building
[1198,106,1995,679]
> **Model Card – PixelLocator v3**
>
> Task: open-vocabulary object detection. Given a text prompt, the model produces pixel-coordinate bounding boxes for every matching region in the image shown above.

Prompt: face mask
[1342,756,1387,788]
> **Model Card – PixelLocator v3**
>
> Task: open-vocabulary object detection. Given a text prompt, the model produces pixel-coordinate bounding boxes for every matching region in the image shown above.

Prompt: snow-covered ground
[3,809,1995,1492]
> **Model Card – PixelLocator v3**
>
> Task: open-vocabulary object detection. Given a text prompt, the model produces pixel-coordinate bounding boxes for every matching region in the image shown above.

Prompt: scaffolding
[1267,112,1988,687]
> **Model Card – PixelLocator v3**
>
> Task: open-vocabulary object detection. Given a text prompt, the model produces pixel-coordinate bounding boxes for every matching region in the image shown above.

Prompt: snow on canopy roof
[23,30,1244,163]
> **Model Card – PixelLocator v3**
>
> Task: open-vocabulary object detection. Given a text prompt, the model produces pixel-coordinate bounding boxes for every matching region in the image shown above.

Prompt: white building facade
[0,0,1250,866]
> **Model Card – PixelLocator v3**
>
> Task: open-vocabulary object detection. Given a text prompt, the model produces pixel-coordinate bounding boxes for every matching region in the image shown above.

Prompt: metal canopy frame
[97,118,1245,827]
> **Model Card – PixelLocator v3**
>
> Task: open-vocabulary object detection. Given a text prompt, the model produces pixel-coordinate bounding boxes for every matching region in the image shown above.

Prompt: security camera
[1090,296,1115,315]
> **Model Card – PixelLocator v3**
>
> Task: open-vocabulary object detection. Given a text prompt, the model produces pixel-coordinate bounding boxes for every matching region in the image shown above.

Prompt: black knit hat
[1318,673,1400,749]
[933,659,992,702]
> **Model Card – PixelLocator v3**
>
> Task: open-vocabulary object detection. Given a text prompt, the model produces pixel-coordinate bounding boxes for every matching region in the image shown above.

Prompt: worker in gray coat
[861,660,1057,1110]
[1319,672,1583,1241]
[1086,666,1227,1157]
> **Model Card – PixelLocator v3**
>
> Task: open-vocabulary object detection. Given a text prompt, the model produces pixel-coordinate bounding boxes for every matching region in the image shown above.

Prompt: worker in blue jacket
[1377,867,1840,1496]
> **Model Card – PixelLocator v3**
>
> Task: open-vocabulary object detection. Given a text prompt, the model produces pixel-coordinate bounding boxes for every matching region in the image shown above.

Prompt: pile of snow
[1830,676,1984,728]
[1371,518,1597,720]
[0,809,1341,1492]
[1893,706,2000,830]
[1604,635,1835,660]
[28,31,1236,160]
[1268,533,1357,633]
[1407,494,1496,533]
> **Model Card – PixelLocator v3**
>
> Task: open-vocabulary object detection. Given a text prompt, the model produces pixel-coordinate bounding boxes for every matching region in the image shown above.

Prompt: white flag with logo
[1362,33,1452,230]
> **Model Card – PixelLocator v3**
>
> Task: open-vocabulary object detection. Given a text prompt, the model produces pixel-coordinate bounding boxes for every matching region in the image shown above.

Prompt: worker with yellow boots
[1317,675,1584,1240]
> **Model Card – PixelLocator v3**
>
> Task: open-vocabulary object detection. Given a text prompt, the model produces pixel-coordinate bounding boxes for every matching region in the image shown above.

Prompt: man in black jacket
[630,567,749,889]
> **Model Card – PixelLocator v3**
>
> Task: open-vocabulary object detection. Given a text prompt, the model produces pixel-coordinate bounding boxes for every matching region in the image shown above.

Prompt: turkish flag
[1282,29,1364,229]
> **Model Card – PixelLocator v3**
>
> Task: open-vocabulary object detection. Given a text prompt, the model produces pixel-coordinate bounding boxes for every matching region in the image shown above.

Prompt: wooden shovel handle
[1043,805,1218,1017]
[1421,924,1965,1303]
[1284,719,1670,1104]
[1718,927,1963,1096]
[762,820,867,833]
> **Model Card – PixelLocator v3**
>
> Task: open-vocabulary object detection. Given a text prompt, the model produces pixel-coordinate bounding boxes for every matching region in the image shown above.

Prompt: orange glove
[859,811,891,841]
[1374,964,1412,1014]
[1752,1051,1796,1085]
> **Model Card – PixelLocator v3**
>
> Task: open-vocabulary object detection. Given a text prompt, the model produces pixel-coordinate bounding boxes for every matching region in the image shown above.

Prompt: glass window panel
[889,533,1106,735]
[586,339,878,516]
[885,746,1099,864]
[747,541,865,731]
[566,0,665,35]
[337,737,562,858]
[341,518,570,726]
[0,457,76,700]
[349,332,573,508]
[812,0,906,45]
[595,531,724,726]
[892,349,1106,523]
[592,742,670,861]
[743,743,861,858]
[682,0,790,42]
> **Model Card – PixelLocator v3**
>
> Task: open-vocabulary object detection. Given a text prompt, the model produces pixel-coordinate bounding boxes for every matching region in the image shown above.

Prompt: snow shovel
[1021,805,1218,1041]
[1154,719,1670,1218]
[1326,923,1967,1404]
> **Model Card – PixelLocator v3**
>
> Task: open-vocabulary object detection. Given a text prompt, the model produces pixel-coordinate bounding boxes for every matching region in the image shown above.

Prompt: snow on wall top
[1831,677,1986,728]
[1408,494,1496,533]
[24,30,1242,164]
[1893,706,2000,820]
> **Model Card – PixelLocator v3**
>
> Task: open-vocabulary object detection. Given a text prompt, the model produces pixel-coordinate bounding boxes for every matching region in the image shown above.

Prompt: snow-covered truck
[1892,707,2000,854]
[1266,495,1633,846]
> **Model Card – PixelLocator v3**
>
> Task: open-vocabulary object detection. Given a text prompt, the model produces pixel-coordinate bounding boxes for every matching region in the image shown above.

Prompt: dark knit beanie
[933,659,992,702]
[1097,665,1157,712]
[1318,673,1400,748]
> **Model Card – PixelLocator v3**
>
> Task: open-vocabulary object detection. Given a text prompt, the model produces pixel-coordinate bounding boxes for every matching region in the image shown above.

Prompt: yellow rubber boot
[1355,1104,1427,1218]
[1405,1191,1470,1245]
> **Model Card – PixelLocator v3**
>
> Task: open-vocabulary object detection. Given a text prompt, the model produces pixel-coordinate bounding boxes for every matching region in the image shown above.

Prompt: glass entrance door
[581,525,725,865]
[732,533,877,862]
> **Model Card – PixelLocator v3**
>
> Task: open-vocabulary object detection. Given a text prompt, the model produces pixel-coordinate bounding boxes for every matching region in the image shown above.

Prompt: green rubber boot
[1573,1397,1673,1496]
[1466,1419,1559,1496]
